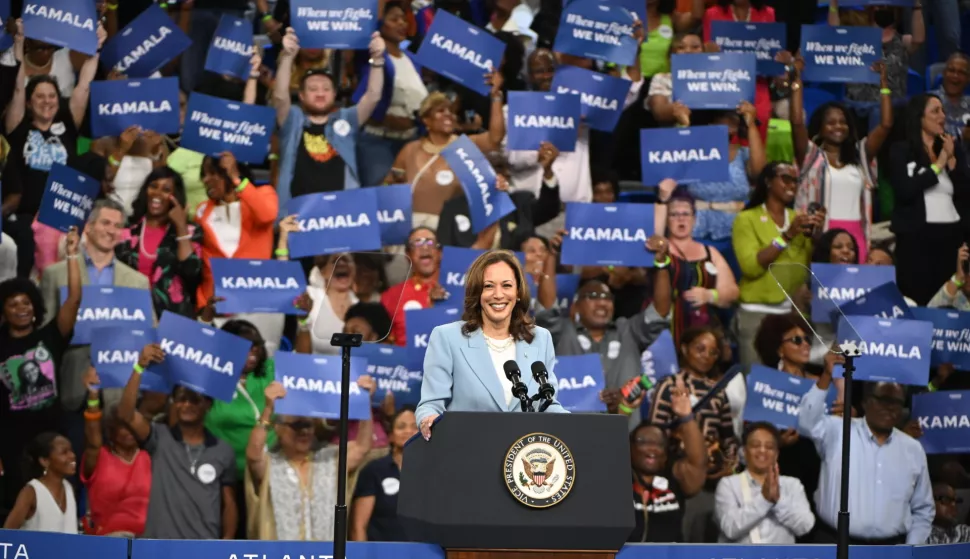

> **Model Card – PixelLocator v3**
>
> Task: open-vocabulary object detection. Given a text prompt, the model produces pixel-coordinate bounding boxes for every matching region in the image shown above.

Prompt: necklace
[138,221,165,259]
[111,448,140,465]
[185,444,204,475]
[421,135,456,155]
[484,334,514,351]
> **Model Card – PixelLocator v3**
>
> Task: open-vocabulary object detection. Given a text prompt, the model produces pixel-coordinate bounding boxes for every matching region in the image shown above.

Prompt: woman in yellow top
[640,0,700,79]
[731,161,824,368]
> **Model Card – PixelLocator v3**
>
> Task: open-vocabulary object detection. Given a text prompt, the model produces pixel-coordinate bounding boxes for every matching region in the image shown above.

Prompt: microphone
[503,360,533,412]
[530,361,556,403]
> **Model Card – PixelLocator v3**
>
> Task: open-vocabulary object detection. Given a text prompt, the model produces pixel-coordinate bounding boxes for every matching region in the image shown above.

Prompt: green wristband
[87,398,100,409]
[133,363,145,374]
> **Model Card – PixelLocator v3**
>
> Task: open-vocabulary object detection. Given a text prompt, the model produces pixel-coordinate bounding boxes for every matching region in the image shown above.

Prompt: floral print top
[115,220,204,318]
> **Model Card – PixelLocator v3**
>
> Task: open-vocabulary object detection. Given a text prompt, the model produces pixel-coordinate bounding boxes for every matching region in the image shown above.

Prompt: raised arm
[243,52,263,106]
[347,376,377,470]
[355,33,387,125]
[5,21,25,135]
[669,375,707,496]
[789,56,810,167]
[70,24,106,129]
[864,62,893,161]
[246,381,286,488]
[274,28,299,127]
[471,71,507,152]
[117,344,167,443]
[57,228,82,337]
[81,367,103,479]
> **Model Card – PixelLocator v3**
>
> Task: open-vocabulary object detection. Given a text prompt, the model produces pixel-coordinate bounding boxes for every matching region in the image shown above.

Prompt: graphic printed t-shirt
[291,122,346,197]
[5,106,78,215]
[630,471,686,542]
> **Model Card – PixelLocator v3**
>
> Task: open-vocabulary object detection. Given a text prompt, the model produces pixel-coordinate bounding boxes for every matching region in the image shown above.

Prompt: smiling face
[480,262,518,326]
[819,107,850,146]
[576,282,614,330]
[406,229,441,279]
[3,293,35,332]
[528,50,556,92]
[631,424,667,476]
[422,102,456,135]
[829,232,857,264]
[42,436,77,478]
[863,383,905,434]
[322,253,356,292]
[666,199,695,240]
[202,158,230,200]
[921,96,947,137]
[172,387,210,425]
[779,326,811,367]
[768,164,798,205]
[85,207,125,254]
[145,177,176,219]
[521,237,548,273]
[744,427,778,476]
[681,332,720,375]
[381,5,408,44]
[276,415,315,455]
[28,81,59,124]
[942,56,970,97]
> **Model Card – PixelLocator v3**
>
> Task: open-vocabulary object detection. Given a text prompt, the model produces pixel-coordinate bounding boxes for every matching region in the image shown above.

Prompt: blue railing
[1,530,968,559]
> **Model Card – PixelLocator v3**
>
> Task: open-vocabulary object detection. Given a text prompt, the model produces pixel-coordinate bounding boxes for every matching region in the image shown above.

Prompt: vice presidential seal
[503,432,575,508]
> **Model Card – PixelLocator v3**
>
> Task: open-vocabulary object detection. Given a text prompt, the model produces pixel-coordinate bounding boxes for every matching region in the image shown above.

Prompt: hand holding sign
[670,375,692,419]
[264,380,286,412]
[282,27,299,57]
[65,226,80,257]
[83,366,100,394]
[139,342,166,370]
[367,31,385,59]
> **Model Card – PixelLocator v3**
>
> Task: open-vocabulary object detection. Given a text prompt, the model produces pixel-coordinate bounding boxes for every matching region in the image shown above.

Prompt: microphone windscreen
[503,360,521,380]
[530,361,547,378]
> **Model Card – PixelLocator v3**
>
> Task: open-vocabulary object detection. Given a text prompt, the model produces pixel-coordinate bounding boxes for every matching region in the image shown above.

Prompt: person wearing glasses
[731,162,823,368]
[927,481,970,543]
[798,357,935,545]
[381,227,449,346]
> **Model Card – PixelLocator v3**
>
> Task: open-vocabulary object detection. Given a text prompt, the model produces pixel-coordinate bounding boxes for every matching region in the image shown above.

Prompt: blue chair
[927,62,947,92]
[907,68,925,96]
[278,335,293,352]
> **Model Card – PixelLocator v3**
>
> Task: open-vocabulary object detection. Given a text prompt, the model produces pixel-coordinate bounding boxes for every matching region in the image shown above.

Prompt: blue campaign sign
[913,391,970,454]
[91,326,169,392]
[129,538,448,559]
[640,125,730,185]
[291,0,378,50]
[561,202,653,267]
[374,184,413,246]
[840,0,914,6]
[911,307,970,370]
[439,246,526,303]
[204,15,254,80]
[286,188,383,259]
[180,93,276,163]
[640,329,679,386]
[36,164,100,232]
[801,25,881,85]
[710,21,786,76]
[835,316,933,386]
[0,0,12,51]
[62,286,153,345]
[810,263,897,323]
[671,52,757,109]
[553,354,607,413]
[0,529,129,559]
[616,545,912,559]
[554,1,638,66]
[744,365,837,430]
[836,281,914,323]
[550,65,630,132]
[414,10,505,97]
[152,311,249,402]
[529,273,581,310]
[406,306,461,359]
[273,351,371,419]
[507,91,581,152]
[89,77,181,138]
[100,4,192,78]
[355,344,423,409]
[22,0,98,55]
[211,258,307,315]
[439,135,517,234]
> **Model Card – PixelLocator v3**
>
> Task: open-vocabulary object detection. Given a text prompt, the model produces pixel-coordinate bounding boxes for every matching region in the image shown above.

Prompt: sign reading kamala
[835,316,933,386]
[204,15,254,80]
[800,25,881,84]
[91,327,169,392]
[180,93,276,163]
[36,164,99,232]
[355,344,422,409]
[640,329,679,386]
[551,65,630,132]
[406,306,461,358]
[507,92,581,152]
[561,203,653,267]
[710,21,786,76]
[810,263,897,323]
[671,52,757,109]
[911,307,970,370]
[837,281,914,324]
[61,286,153,346]
[554,1,637,66]
[744,365,837,430]
[0,0,13,51]
[291,0,377,49]
[22,0,98,55]
[640,125,730,185]
[374,184,412,246]
[286,188,383,259]
[415,10,505,97]
[912,391,970,454]
[151,311,249,402]
[552,354,607,413]
[439,135,517,233]
[528,273,580,310]
[90,77,180,138]
[100,4,191,78]
[273,351,371,420]
[212,259,307,314]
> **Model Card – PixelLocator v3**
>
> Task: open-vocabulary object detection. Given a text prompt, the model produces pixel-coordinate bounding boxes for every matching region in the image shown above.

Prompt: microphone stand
[330,332,363,559]
[836,347,860,559]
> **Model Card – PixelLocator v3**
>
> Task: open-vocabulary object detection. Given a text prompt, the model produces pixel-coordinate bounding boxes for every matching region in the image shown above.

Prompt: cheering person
[2,432,78,532]
[417,250,567,440]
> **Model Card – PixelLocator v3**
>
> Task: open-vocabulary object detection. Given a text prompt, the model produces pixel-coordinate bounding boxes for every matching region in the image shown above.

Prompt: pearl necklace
[484,334,514,351]
[139,221,165,259]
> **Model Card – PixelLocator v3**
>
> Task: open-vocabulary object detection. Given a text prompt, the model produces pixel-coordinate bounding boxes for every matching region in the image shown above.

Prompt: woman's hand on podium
[420,413,440,441]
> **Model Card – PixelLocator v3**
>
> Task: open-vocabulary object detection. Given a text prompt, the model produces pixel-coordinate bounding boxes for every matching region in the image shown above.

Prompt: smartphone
[806,202,822,235]
[933,135,944,158]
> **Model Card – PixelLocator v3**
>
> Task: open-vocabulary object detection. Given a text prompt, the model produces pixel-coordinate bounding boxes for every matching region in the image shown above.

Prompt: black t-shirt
[629,470,685,543]
[0,321,70,511]
[352,454,408,542]
[290,122,346,198]
[5,106,78,216]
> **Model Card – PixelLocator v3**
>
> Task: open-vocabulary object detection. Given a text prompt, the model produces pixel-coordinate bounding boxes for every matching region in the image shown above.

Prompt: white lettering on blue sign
[843,340,922,360]
[558,375,596,390]
[282,374,361,395]
[818,286,871,301]
[221,276,299,290]
[569,227,648,242]
[213,36,253,56]
[377,209,406,224]
[160,338,235,375]
[454,147,493,217]
[555,86,618,110]
[98,100,172,116]
[513,115,575,129]
[97,349,139,364]
[919,415,970,429]
[0,543,30,559]
[23,3,95,30]
[299,213,371,231]
[78,308,147,321]
[113,27,173,73]
[429,33,493,70]
[647,148,721,164]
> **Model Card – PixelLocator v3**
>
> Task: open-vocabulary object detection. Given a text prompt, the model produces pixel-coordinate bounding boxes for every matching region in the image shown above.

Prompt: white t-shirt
[387,54,428,120]
[925,169,961,223]
[827,164,863,221]
[485,335,516,407]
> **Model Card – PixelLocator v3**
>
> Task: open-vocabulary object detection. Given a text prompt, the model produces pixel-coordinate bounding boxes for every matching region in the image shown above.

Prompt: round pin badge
[197,463,217,484]
[455,215,471,232]
[658,25,673,40]
[382,477,401,496]
[334,119,351,137]
[436,170,455,185]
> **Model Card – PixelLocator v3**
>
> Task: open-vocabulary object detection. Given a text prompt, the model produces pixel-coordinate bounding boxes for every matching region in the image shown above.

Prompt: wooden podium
[399,412,632,559]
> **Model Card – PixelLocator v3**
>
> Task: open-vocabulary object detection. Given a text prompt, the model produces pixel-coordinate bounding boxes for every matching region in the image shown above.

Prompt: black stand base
[331,333,363,559]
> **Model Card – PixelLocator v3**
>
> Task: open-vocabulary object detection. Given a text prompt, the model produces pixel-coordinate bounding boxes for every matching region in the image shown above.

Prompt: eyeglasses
[778,174,798,185]
[668,211,694,219]
[174,392,203,405]
[279,419,314,431]
[408,238,440,249]
[935,495,963,505]
[579,291,614,301]
[783,336,811,346]
[634,437,664,448]
[869,395,905,408]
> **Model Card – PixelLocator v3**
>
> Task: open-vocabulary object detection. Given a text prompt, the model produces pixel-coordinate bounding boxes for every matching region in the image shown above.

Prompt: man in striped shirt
[927,481,970,544]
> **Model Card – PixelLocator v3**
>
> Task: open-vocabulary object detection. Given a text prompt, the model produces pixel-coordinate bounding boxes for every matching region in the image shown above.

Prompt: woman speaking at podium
[416,250,567,440]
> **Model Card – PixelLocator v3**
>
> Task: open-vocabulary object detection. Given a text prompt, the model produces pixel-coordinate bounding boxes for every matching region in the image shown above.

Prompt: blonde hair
[418,91,453,120]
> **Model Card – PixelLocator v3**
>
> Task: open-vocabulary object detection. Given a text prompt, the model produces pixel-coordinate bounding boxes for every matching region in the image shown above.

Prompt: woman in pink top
[700,0,776,139]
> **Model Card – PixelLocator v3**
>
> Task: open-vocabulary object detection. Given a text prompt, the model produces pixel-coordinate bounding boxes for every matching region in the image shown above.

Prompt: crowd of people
[2,0,970,548]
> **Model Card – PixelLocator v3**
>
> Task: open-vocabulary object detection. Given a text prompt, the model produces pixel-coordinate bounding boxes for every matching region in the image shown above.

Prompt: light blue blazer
[415,321,568,425]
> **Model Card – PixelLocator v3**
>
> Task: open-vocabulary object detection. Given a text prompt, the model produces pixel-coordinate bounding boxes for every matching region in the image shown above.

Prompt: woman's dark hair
[902,93,944,165]
[22,431,61,481]
[807,102,862,167]
[494,31,526,94]
[345,302,393,341]
[129,166,188,225]
[678,326,724,366]
[353,253,390,292]
[667,31,702,59]
[753,313,812,367]
[591,167,620,199]
[657,0,676,15]
[811,228,860,264]
[745,161,794,210]
[24,75,61,118]
[667,186,696,212]
[200,155,254,186]
[0,278,46,326]
[382,0,406,16]
[742,421,781,447]
[220,319,268,377]
[869,241,896,264]
[717,0,766,9]
[516,233,550,253]
[461,250,535,343]
[388,404,417,449]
